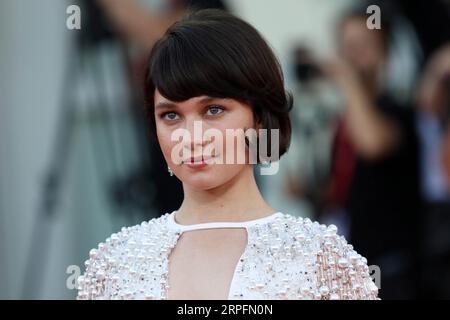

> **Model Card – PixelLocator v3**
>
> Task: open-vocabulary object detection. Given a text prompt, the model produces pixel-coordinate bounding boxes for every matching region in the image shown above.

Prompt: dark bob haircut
[144,9,293,159]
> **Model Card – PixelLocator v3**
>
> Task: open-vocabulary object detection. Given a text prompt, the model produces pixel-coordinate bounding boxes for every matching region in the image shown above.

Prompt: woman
[77,9,378,300]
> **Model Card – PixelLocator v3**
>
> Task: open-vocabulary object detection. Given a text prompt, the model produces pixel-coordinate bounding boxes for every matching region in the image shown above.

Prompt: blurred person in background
[283,46,342,223]
[96,0,228,52]
[324,10,421,299]
[416,43,450,298]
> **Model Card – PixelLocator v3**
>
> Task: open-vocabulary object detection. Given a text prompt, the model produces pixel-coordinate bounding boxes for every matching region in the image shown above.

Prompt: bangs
[148,23,251,103]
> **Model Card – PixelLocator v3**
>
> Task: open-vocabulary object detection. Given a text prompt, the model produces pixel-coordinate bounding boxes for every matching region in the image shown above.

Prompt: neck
[359,70,381,99]
[175,165,275,224]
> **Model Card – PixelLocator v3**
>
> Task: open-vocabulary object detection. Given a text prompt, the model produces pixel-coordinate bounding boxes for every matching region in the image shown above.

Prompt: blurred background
[1,0,450,299]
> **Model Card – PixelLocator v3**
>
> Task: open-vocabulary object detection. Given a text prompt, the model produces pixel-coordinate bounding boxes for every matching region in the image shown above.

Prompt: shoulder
[274,213,380,300]
[271,212,342,248]
[76,213,172,300]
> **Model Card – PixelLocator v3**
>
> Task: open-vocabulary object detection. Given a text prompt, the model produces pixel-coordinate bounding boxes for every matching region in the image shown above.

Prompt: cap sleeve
[76,233,123,300]
[314,225,379,300]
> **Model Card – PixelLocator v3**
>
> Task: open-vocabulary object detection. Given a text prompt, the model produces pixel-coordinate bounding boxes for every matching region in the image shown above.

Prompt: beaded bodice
[77,211,379,300]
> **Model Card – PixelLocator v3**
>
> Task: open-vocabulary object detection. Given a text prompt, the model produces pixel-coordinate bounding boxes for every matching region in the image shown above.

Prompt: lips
[182,155,215,164]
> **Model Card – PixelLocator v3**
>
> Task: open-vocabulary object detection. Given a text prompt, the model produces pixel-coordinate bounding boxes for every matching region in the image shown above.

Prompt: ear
[253,113,263,131]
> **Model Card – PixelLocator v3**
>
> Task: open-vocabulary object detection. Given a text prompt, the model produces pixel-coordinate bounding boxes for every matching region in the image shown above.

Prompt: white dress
[77,211,379,300]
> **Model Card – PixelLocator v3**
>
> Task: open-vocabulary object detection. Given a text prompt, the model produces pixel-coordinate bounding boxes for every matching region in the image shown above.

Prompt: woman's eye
[206,105,224,116]
[162,112,179,120]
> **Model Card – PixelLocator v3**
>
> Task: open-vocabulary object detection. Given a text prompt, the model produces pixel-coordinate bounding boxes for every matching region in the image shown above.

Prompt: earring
[168,166,174,177]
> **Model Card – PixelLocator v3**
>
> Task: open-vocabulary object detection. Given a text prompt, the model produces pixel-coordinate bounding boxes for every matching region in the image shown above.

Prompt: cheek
[365,44,384,65]
[156,125,177,162]
[214,110,254,162]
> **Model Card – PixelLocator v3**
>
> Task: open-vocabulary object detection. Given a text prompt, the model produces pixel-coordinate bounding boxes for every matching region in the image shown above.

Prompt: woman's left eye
[206,105,224,116]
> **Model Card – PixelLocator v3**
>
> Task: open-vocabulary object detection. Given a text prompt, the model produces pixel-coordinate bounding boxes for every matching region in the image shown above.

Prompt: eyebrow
[155,96,219,110]
[155,101,176,110]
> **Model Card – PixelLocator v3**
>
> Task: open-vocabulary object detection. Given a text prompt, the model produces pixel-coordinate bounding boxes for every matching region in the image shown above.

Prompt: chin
[183,176,224,191]
[179,165,242,191]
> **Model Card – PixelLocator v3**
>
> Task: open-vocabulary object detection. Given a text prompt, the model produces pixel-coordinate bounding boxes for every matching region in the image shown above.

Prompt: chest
[166,228,248,299]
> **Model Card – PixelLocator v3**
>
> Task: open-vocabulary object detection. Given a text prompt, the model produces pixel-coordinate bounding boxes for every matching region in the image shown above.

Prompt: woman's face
[154,89,256,191]
[338,17,386,76]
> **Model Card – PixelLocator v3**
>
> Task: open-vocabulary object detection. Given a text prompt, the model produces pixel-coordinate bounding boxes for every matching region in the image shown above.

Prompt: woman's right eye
[162,112,179,120]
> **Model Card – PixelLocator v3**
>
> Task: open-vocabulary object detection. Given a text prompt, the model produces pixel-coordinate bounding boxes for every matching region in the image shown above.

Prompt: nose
[184,119,208,156]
